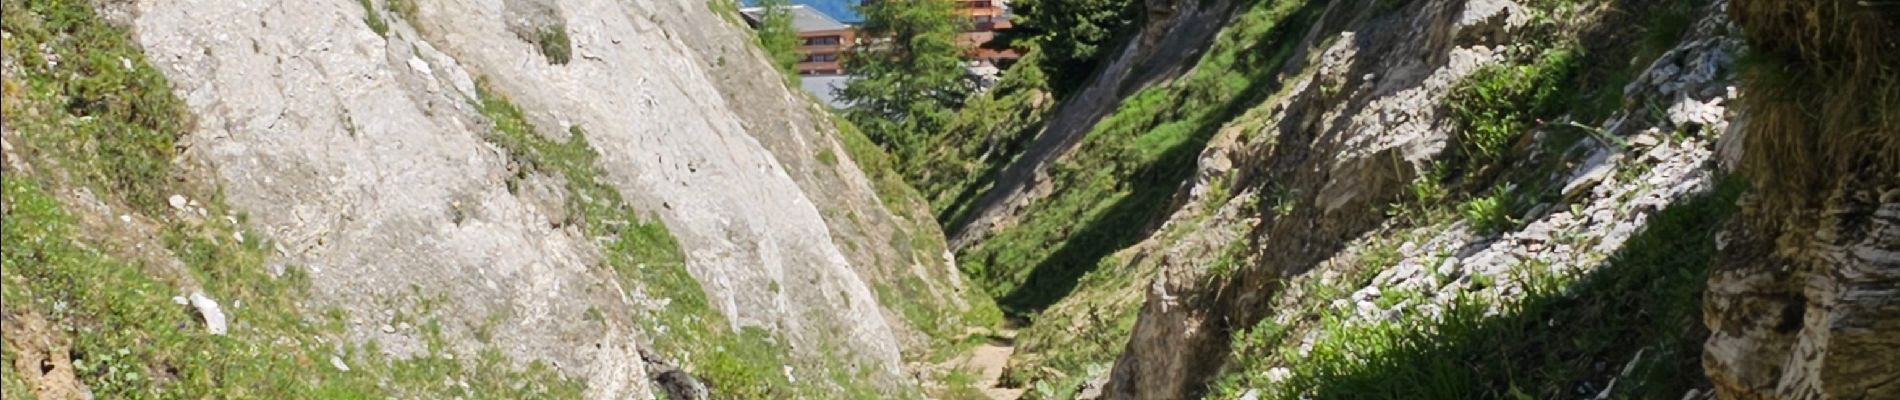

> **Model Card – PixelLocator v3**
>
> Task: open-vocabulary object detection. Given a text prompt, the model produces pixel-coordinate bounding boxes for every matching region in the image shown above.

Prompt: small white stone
[330,355,351,372]
[168,194,189,210]
[188,292,228,335]
[407,57,431,76]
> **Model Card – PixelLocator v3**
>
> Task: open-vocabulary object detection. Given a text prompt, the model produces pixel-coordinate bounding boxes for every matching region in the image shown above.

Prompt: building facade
[741,5,857,75]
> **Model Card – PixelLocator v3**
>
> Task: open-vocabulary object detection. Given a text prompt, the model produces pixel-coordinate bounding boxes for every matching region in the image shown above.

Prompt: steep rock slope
[1703,1,1899,399]
[2,0,988,397]
[936,0,1866,398]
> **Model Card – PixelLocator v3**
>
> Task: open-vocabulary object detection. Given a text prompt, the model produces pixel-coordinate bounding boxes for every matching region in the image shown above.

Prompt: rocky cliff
[937,0,1895,399]
[2,0,991,397]
[5,0,1894,398]
[1703,1,1899,399]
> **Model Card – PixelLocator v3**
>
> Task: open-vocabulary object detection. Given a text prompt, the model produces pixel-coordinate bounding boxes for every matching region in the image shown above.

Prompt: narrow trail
[953,325,1025,399]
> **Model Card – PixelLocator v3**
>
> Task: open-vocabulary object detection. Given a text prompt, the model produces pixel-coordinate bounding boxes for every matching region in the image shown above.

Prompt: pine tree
[839,0,972,161]
[755,0,801,79]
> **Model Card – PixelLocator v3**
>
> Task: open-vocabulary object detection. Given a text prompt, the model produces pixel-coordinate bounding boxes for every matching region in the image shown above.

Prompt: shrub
[537,25,571,64]
[1447,48,1580,168]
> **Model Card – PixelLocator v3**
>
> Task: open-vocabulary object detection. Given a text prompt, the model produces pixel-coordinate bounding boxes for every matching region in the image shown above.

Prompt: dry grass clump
[1731,0,1900,216]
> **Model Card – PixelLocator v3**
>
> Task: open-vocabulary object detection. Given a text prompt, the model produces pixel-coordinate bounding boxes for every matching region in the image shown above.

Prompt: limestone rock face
[1703,183,1900,400]
[122,0,974,396]
[1103,0,1529,397]
[1703,1,1900,398]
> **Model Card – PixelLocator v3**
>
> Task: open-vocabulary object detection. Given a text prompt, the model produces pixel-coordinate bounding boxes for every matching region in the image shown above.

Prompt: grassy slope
[1214,180,1743,399]
[928,0,1324,391]
[1205,1,1735,398]
[908,52,1057,223]
[471,82,880,399]
[962,0,1718,393]
[959,0,1322,314]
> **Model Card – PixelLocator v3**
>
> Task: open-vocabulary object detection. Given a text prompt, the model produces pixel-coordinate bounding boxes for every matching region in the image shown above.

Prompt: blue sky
[743,0,863,24]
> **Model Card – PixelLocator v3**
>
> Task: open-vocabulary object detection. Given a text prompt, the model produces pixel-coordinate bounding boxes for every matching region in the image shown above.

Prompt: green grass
[1458,185,1520,234]
[1212,179,1744,399]
[1635,0,1701,69]
[1730,0,1900,220]
[1447,47,1581,170]
[707,0,744,25]
[951,0,1320,388]
[816,147,839,166]
[358,0,389,37]
[3,178,589,399]
[831,113,1007,359]
[537,25,572,65]
[957,0,1320,314]
[387,0,419,24]
[474,82,876,398]
[0,1,599,397]
[1,0,188,214]
[0,358,26,398]
[907,52,1056,222]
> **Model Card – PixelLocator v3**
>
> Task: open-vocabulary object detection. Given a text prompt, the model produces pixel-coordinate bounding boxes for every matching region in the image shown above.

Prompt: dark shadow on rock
[1279,180,1742,399]
[988,0,1331,314]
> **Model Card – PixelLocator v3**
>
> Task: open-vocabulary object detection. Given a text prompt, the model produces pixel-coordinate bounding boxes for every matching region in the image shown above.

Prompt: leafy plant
[1447,47,1580,169]
[537,25,572,64]
[1458,185,1519,234]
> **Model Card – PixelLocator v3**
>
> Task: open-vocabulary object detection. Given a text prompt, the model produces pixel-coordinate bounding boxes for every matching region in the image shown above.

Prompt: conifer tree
[755,0,801,79]
[840,0,972,161]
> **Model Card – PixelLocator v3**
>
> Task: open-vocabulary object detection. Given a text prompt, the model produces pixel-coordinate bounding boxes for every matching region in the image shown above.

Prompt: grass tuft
[358,0,389,37]
[537,25,572,65]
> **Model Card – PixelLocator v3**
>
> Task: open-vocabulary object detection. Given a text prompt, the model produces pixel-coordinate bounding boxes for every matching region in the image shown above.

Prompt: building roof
[743,0,863,24]
[739,5,850,32]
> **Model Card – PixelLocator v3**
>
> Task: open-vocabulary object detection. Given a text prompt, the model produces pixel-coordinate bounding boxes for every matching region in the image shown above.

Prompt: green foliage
[754,0,802,79]
[1447,47,1580,168]
[537,25,572,65]
[359,0,390,37]
[1458,185,1520,234]
[474,83,895,398]
[816,147,840,166]
[1009,0,1140,93]
[908,52,1055,220]
[834,113,925,217]
[0,358,26,399]
[831,114,1008,359]
[0,3,586,396]
[959,0,1319,313]
[841,0,973,161]
[1214,180,1745,399]
[0,0,188,214]
[708,0,743,25]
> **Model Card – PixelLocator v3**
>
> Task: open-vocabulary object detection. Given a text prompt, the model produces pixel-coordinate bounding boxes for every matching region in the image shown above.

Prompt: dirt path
[944,324,1025,400]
